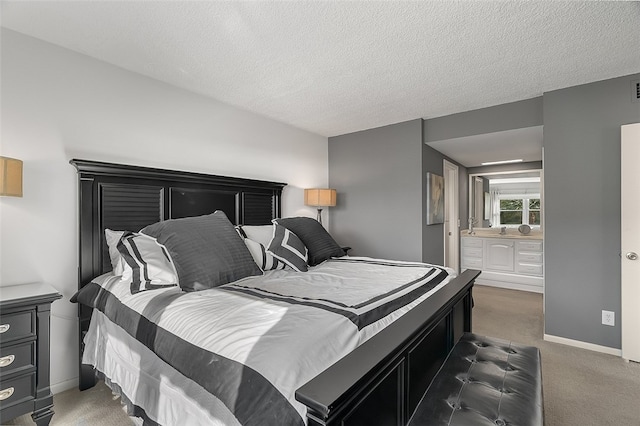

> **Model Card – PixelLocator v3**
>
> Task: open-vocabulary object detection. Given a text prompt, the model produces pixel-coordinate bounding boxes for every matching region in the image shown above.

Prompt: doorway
[466,168,545,294]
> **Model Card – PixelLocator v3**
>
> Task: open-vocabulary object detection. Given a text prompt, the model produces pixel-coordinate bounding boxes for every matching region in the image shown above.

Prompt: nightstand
[0,283,62,425]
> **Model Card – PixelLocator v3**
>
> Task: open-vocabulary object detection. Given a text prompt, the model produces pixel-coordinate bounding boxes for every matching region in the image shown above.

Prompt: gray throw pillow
[274,217,345,266]
[267,224,308,272]
[141,211,262,291]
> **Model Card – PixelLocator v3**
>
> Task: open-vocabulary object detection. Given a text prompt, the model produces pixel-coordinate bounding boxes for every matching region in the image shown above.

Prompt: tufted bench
[408,333,544,426]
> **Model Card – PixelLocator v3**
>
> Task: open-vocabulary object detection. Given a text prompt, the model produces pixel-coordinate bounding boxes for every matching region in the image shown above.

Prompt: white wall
[0,29,328,392]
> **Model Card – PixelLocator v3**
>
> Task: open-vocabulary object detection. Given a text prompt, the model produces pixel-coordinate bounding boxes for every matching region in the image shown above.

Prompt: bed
[70,159,480,426]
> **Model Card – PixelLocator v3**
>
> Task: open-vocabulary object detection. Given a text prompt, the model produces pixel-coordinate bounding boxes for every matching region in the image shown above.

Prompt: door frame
[443,159,459,272]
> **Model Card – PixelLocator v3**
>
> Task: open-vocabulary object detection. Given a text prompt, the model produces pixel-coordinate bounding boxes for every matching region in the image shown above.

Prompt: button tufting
[407,334,542,426]
[448,401,462,410]
[457,374,469,383]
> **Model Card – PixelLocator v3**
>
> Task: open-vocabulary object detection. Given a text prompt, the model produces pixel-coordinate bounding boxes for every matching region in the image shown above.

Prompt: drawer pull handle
[0,324,9,334]
[0,387,14,401]
[0,354,15,367]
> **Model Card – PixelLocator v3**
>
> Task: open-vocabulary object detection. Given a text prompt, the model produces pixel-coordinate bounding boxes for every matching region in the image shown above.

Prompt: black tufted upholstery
[408,333,544,426]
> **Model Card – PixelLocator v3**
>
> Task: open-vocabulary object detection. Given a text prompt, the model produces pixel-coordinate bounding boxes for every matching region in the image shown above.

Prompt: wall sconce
[0,156,23,197]
[304,188,336,225]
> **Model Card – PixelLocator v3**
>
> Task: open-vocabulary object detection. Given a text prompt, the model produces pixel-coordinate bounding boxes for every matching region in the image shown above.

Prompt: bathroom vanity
[461,229,543,293]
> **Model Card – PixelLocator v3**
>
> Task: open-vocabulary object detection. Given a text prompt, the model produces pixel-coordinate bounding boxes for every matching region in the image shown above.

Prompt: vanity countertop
[461,229,543,240]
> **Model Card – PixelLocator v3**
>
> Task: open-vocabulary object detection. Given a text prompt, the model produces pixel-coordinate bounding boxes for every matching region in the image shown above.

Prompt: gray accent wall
[543,73,640,349]
[328,119,424,261]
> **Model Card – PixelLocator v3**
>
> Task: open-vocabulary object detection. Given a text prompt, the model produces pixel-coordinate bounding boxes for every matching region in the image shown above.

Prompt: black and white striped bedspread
[76,257,453,426]
[223,257,450,330]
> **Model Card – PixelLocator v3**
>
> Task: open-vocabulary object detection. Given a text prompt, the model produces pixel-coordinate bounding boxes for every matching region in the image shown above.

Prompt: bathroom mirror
[469,170,542,229]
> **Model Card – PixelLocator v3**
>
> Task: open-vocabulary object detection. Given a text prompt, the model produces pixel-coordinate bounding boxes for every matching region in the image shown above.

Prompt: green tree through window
[529,199,541,225]
[500,199,523,224]
[499,198,540,226]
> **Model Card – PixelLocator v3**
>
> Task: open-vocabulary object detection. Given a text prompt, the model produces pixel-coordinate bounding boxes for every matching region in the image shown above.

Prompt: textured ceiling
[2,1,639,145]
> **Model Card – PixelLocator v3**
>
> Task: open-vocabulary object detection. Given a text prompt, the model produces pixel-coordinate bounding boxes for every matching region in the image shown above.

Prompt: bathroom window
[500,198,540,226]
[528,199,541,225]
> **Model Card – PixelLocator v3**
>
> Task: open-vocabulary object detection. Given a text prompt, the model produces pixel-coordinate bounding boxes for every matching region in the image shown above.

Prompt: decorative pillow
[116,231,179,294]
[141,211,262,291]
[243,238,287,271]
[274,217,345,266]
[104,229,125,275]
[236,224,275,247]
[267,224,308,272]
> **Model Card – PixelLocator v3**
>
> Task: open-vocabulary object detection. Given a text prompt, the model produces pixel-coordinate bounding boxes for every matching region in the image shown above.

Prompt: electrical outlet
[602,310,615,326]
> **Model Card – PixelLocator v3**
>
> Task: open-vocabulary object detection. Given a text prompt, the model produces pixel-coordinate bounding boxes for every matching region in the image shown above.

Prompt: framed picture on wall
[426,172,444,225]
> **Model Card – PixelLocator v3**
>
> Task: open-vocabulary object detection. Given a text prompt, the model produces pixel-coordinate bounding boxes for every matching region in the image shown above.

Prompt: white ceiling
[2,1,639,164]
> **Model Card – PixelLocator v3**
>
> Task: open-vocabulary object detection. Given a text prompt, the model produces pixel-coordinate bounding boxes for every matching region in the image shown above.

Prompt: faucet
[468,217,477,234]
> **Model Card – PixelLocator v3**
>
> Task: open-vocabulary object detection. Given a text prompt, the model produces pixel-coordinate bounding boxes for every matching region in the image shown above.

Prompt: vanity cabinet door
[484,239,515,272]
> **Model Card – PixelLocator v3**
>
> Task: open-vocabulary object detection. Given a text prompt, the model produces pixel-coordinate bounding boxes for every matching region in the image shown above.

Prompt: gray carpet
[6,284,640,425]
[4,377,132,425]
[473,285,640,426]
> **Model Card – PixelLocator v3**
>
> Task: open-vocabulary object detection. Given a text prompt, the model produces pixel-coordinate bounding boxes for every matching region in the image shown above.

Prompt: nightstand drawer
[0,342,36,378]
[0,311,35,344]
[0,373,35,409]
[0,282,61,425]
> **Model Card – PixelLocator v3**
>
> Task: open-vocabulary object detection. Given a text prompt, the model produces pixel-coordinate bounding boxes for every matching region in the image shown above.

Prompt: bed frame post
[77,173,98,390]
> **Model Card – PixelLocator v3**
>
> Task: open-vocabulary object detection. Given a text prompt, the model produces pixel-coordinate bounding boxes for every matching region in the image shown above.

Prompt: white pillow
[243,238,287,271]
[236,224,275,247]
[114,231,179,294]
[105,229,125,275]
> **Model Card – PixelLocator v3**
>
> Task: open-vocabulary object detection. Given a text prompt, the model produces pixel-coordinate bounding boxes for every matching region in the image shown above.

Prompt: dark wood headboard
[70,159,286,389]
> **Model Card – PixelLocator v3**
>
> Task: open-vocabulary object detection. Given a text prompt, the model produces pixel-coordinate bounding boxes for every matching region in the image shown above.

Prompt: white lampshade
[0,156,23,197]
[304,188,337,207]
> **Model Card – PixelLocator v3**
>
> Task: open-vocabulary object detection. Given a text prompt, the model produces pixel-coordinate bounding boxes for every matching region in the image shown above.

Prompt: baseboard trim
[476,280,543,294]
[543,334,622,356]
[51,377,78,395]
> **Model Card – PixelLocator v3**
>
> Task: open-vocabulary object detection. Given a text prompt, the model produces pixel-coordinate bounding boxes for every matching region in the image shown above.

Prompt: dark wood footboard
[296,269,480,426]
